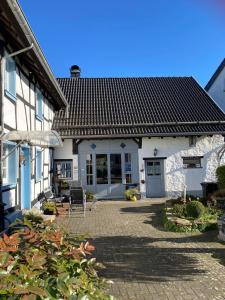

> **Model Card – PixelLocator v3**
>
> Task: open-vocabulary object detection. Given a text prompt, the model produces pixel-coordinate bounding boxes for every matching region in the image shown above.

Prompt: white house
[0,0,67,226]
[53,67,225,199]
[205,58,225,113]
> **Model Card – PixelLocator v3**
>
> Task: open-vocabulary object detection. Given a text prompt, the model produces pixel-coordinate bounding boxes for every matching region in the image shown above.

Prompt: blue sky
[19,0,225,86]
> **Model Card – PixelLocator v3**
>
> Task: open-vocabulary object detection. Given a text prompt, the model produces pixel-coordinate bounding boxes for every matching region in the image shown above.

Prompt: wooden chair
[69,187,86,217]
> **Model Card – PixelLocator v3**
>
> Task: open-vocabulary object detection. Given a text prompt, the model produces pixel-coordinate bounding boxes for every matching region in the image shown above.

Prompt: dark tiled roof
[53,77,225,138]
[205,58,225,91]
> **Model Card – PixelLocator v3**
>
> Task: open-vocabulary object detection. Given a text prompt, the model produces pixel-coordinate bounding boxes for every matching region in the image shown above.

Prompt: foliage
[216,165,225,190]
[86,191,95,201]
[186,201,205,219]
[172,204,186,218]
[25,213,44,224]
[42,201,57,215]
[0,218,112,299]
[124,189,139,201]
[213,189,225,198]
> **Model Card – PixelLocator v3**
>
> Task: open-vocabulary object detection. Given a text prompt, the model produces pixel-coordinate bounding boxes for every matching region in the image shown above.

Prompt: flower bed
[0,215,113,299]
[163,199,223,233]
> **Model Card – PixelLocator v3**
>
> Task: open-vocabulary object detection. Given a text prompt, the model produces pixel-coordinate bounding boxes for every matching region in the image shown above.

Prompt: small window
[2,142,17,185]
[183,156,202,169]
[125,153,132,183]
[54,160,72,179]
[86,154,93,185]
[5,55,16,101]
[146,161,161,176]
[35,147,42,181]
[189,136,197,147]
[36,89,43,120]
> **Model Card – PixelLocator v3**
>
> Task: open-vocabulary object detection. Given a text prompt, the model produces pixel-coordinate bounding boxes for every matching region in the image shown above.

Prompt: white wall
[207,67,225,113]
[2,43,55,209]
[139,135,225,198]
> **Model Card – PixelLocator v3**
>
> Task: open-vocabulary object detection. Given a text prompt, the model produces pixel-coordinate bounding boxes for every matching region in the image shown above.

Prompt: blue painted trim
[3,141,16,146]
[1,184,16,192]
[35,114,43,122]
[4,90,16,102]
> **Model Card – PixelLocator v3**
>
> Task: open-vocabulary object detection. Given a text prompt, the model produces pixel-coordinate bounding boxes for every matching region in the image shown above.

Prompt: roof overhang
[1,130,63,148]
[0,0,68,110]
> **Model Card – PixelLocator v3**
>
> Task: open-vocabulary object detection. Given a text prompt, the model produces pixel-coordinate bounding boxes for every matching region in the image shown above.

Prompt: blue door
[21,147,31,209]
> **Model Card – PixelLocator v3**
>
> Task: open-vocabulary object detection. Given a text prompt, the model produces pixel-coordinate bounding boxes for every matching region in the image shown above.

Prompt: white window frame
[35,147,43,182]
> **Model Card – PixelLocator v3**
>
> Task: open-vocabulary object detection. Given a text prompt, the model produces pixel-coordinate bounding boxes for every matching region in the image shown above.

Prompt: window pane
[54,161,72,179]
[126,174,132,184]
[125,153,132,172]
[5,57,16,97]
[183,157,201,169]
[36,91,43,119]
[96,154,108,184]
[86,154,93,185]
[36,149,42,181]
[110,154,122,184]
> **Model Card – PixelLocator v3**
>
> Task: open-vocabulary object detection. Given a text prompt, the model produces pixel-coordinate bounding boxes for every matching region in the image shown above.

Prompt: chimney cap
[70,65,81,77]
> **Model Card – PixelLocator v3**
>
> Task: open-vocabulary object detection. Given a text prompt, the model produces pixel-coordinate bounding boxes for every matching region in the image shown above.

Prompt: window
[2,142,17,185]
[86,154,93,185]
[110,154,122,184]
[146,161,161,176]
[189,136,197,147]
[35,147,42,181]
[54,160,72,179]
[96,154,108,184]
[183,156,202,169]
[36,89,43,120]
[5,55,16,100]
[125,153,132,184]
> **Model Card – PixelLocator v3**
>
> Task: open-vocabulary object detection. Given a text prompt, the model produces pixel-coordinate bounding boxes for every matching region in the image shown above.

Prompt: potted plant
[124,188,141,201]
[43,201,57,215]
[86,191,95,202]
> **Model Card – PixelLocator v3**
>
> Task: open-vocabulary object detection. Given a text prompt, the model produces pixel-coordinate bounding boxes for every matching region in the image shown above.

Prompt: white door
[146,160,165,198]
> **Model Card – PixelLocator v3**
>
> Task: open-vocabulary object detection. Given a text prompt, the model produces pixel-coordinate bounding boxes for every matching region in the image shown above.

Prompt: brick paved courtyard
[58,200,225,300]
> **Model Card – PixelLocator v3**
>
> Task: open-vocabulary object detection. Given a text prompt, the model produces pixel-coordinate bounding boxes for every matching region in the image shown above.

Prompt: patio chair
[69,186,86,217]
[42,188,65,207]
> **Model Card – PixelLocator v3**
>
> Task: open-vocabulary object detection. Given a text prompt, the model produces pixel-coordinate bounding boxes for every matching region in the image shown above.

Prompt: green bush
[0,218,112,299]
[186,201,205,219]
[86,191,95,201]
[43,201,57,215]
[172,204,186,218]
[124,188,139,200]
[216,165,225,189]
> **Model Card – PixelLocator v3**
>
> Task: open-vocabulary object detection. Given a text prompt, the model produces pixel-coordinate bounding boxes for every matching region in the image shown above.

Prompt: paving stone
[57,199,225,300]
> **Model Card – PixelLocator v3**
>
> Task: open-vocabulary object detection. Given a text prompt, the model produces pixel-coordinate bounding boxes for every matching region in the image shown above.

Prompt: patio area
[58,199,225,300]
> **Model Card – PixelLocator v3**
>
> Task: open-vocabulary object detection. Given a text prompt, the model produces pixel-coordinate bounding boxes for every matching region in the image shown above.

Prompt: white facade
[54,135,225,199]
[207,66,225,113]
[1,35,56,210]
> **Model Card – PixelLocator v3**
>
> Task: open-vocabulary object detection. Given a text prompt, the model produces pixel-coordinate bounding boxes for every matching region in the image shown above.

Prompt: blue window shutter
[3,142,17,185]
[36,148,42,181]
[36,90,43,120]
[5,57,16,99]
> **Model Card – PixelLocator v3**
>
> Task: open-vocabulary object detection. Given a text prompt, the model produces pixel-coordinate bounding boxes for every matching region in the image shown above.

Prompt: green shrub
[124,188,139,200]
[43,201,57,215]
[216,165,225,189]
[0,219,112,299]
[186,201,205,219]
[25,212,43,224]
[172,204,186,218]
[86,191,95,201]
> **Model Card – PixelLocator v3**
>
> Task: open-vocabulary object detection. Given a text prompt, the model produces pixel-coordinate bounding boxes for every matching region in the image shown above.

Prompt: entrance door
[145,159,165,198]
[21,147,31,209]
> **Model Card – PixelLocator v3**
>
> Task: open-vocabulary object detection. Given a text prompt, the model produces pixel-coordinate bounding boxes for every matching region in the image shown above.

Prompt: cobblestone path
[58,200,225,300]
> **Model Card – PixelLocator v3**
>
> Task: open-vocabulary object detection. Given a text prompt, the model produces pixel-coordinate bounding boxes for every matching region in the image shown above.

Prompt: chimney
[70,65,81,78]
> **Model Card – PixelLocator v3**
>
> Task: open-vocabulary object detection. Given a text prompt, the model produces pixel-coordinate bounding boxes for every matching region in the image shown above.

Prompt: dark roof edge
[7,0,67,108]
[60,131,225,139]
[205,58,225,91]
[53,120,225,129]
